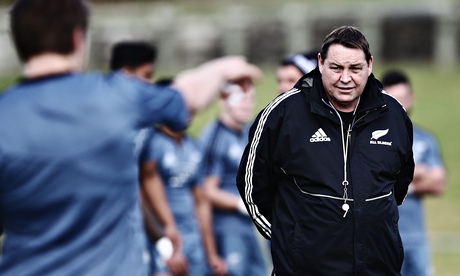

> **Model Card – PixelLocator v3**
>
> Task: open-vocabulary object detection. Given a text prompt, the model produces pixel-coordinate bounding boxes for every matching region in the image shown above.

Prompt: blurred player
[143,120,227,276]
[0,1,188,275]
[200,78,268,276]
[0,1,261,275]
[109,41,262,276]
[110,41,158,82]
[382,69,447,276]
[109,41,188,275]
[276,50,318,93]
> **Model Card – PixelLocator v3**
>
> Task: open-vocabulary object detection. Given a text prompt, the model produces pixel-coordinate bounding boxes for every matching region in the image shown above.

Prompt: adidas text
[310,137,331,142]
[310,128,331,142]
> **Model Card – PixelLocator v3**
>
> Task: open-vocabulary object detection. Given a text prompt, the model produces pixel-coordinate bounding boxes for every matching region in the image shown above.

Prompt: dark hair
[280,50,319,74]
[10,0,90,62]
[154,77,174,87]
[320,26,372,64]
[381,69,411,87]
[110,41,157,71]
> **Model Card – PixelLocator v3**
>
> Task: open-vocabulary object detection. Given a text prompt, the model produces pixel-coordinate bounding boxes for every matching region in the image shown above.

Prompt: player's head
[110,41,158,83]
[10,0,90,63]
[277,50,318,93]
[381,69,414,113]
[220,78,256,129]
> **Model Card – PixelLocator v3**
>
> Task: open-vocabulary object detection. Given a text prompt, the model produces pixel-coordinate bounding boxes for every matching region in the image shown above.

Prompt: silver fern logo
[370,129,392,146]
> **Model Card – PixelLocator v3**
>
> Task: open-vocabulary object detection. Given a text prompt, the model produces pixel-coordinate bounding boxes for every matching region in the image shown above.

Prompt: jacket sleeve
[236,102,282,240]
[394,112,415,205]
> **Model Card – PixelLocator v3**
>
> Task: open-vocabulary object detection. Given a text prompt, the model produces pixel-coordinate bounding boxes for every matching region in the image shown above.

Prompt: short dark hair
[154,77,174,87]
[10,0,90,62]
[381,69,411,87]
[320,26,372,64]
[110,41,157,71]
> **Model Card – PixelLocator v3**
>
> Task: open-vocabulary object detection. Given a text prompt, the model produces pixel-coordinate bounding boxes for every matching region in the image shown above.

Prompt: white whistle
[342,203,349,218]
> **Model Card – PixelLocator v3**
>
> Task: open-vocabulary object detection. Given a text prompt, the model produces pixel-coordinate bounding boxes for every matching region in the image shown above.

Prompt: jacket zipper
[282,101,391,211]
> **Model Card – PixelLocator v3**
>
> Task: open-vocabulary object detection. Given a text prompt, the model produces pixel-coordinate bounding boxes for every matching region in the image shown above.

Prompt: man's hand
[208,253,228,276]
[166,251,188,276]
[205,55,263,83]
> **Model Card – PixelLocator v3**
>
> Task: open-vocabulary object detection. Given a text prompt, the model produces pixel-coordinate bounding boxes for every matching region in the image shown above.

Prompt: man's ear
[367,56,374,76]
[318,53,324,74]
[72,27,85,52]
[72,27,87,70]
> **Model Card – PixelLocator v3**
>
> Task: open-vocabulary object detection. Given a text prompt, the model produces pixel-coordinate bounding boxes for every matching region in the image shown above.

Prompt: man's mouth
[337,87,353,92]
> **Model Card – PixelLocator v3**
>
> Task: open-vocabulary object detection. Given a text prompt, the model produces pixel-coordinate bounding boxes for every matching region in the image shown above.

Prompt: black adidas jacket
[236,68,414,275]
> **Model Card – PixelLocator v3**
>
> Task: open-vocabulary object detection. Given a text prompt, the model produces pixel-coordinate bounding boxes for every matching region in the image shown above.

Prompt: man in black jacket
[236,25,414,275]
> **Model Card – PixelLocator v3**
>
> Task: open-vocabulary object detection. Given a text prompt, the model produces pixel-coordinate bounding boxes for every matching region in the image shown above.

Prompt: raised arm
[173,56,263,115]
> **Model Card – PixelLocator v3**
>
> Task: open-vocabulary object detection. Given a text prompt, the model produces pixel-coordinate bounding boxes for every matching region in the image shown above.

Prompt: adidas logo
[310,128,331,142]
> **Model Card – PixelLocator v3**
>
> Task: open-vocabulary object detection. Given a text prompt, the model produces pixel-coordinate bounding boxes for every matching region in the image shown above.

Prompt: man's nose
[340,70,351,83]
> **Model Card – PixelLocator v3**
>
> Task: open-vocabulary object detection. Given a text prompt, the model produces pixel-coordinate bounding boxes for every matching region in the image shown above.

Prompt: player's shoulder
[183,134,202,153]
[199,120,219,140]
[199,120,231,153]
[0,83,19,108]
[149,127,170,143]
[413,125,438,141]
[380,89,406,109]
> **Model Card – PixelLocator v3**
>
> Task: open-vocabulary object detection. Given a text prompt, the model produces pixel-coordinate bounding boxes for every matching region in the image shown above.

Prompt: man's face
[222,79,255,126]
[319,44,373,112]
[276,65,303,94]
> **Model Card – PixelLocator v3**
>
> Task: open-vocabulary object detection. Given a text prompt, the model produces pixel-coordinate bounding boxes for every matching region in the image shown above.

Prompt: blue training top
[398,126,445,239]
[0,72,188,275]
[143,128,203,236]
[199,120,254,234]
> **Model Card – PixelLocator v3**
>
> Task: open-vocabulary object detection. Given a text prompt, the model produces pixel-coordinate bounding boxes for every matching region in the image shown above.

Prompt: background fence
[1,0,460,73]
[0,1,459,274]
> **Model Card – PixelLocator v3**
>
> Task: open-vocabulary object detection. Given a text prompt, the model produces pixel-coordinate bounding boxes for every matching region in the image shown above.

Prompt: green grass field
[1,62,459,274]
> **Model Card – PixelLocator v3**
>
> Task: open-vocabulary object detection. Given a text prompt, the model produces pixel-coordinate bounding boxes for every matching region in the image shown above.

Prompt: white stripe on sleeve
[243,88,301,238]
